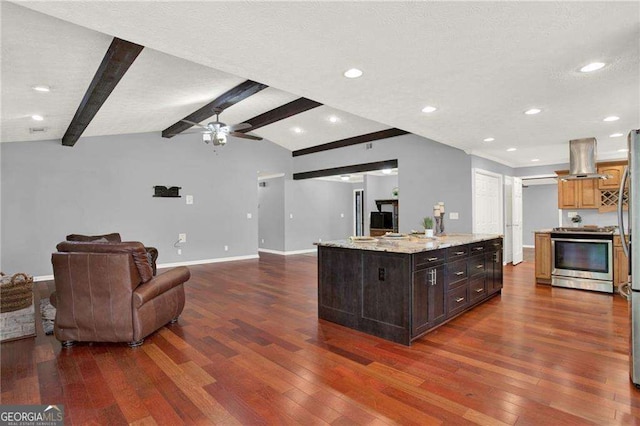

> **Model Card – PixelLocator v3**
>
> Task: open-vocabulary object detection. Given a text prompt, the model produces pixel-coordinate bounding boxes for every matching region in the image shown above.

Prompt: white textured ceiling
[3,1,640,168]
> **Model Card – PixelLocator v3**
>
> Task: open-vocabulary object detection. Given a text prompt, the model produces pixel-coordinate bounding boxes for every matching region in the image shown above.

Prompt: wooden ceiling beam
[62,38,144,147]
[292,128,409,157]
[162,80,268,138]
[236,97,322,133]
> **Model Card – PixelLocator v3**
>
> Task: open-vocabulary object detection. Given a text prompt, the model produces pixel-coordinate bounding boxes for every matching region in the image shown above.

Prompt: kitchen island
[316,234,503,345]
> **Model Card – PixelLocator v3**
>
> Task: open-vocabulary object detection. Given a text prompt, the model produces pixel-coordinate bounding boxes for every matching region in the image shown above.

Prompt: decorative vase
[425,229,434,238]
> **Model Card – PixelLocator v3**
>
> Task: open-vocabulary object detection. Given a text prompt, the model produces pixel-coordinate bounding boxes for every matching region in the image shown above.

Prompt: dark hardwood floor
[2,253,639,425]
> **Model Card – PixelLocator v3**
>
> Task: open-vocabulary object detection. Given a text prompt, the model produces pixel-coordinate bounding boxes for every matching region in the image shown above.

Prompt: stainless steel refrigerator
[619,129,640,386]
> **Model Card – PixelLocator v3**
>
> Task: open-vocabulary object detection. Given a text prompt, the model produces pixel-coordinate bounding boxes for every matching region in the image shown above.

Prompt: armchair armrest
[132,266,190,308]
[144,246,159,275]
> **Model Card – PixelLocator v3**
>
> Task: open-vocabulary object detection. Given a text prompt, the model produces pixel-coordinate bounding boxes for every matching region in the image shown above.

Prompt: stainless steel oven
[551,229,614,293]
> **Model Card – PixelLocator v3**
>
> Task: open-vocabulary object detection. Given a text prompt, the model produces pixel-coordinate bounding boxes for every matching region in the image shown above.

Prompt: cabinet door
[557,176,578,208]
[486,249,503,294]
[614,245,629,286]
[598,165,623,190]
[535,233,552,281]
[412,265,445,337]
[578,179,599,208]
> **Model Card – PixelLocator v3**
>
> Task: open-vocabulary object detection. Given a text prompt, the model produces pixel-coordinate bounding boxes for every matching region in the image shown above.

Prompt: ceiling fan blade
[230,132,262,141]
[228,122,251,132]
[181,119,210,130]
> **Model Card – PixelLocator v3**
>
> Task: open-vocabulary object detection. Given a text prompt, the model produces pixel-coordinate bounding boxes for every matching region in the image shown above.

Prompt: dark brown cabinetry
[318,237,503,345]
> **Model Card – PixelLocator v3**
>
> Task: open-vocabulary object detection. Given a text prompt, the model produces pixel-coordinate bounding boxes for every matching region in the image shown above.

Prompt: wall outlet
[567,211,578,218]
[186,195,193,205]
[319,238,322,242]
[224,245,229,251]
[177,248,182,255]
[178,233,187,243]
[261,239,264,244]
[289,213,294,219]
[340,213,344,218]
[247,213,252,219]
[449,212,459,220]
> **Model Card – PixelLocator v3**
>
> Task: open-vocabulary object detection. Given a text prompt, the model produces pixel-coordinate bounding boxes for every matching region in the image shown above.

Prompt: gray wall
[284,179,354,251]
[471,155,515,177]
[258,177,285,251]
[522,184,559,246]
[1,131,292,276]
[293,133,473,234]
[560,209,618,227]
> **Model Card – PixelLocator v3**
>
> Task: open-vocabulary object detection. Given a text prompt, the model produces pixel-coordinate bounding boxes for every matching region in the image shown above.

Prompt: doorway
[354,189,364,236]
[472,169,503,234]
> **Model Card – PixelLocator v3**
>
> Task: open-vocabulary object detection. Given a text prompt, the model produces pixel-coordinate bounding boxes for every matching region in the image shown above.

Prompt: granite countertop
[315,233,502,254]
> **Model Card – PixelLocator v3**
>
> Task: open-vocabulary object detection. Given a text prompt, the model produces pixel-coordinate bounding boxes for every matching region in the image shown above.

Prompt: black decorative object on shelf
[153,186,182,198]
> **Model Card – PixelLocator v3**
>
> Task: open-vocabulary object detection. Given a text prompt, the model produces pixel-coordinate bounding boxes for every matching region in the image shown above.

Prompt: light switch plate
[247,213,252,219]
[186,195,193,205]
[567,211,578,218]
[449,212,459,220]
[178,233,186,243]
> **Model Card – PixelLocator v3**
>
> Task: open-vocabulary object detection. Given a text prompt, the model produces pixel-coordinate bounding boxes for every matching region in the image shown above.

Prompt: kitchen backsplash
[561,209,619,227]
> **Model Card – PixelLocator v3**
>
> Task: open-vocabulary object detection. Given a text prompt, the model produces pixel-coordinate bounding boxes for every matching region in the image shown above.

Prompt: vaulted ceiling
[2,1,639,168]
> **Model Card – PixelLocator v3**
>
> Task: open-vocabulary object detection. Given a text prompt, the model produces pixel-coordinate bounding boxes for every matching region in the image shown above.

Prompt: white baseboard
[34,275,54,282]
[522,244,535,248]
[158,254,259,269]
[258,248,317,256]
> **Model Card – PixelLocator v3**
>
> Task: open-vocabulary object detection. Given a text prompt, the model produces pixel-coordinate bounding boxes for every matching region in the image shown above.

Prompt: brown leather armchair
[51,241,189,348]
[66,233,159,275]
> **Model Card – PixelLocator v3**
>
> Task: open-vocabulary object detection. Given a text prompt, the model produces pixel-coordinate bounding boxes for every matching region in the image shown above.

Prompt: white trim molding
[258,248,317,256]
[158,254,259,269]
[34,274,54,282]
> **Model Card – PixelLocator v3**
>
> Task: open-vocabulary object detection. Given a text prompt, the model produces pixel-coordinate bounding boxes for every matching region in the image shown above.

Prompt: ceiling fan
[181,108,262,146]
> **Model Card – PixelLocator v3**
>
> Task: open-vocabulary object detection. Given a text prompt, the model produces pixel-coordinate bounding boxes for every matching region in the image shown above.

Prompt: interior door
[473,169,503,234]
[512,177,524,265]
[504,176,513,264]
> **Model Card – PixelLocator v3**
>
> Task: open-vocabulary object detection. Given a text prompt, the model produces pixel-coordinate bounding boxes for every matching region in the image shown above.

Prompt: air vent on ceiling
[29,127,47,134]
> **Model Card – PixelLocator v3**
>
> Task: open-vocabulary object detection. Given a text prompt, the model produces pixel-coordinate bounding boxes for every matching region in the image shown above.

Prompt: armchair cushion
[56,241,154,283]
[133,266,190,308]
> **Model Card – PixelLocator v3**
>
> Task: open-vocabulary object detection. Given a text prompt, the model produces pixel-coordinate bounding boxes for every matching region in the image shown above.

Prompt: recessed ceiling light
[610,133,624,138]
[531,158,540,162]
[506,147,517,152]
[421,105,437,113]
[382,168,392,175]
[580,62,606,73]
[483,137,495,142]
[292,127,303,134]
[524,108,541,115]
[32,85,50,92]
[603,116,620,122]
[618,148,629,153]
[31,115,44,121]
[328,116,340,123]
[340,175,350,181]
[343,68,363,79]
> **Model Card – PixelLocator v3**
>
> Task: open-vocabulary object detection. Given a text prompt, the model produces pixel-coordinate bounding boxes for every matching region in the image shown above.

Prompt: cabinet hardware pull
[455,271,464,276]
[475,288,483,293]
[427,257,438,261]
[476,265,484,269]
[474,247,484,251]
[454,251,465,255]
[429,269,436,286]
[494,253,499,263]
[455,297,464,303]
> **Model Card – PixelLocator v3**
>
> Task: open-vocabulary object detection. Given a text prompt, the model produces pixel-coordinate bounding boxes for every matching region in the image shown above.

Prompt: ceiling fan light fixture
[202,133,212,144]
[213,132,227,146]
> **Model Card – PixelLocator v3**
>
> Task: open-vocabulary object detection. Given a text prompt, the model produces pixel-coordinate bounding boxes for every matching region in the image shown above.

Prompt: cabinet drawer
[447,246,468,260]
[447,285,469,317]
[446,258,467,288]
[413,249,446,270]
[468,242,486,255]
[485,238,503,251]
[469,275,486,303]
[469,255,486,276]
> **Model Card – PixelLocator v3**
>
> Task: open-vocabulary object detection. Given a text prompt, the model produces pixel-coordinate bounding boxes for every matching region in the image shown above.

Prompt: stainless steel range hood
[561,137,610,181]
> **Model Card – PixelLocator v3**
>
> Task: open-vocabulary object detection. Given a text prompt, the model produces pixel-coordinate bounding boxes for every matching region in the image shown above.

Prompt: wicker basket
[0,272,34,313]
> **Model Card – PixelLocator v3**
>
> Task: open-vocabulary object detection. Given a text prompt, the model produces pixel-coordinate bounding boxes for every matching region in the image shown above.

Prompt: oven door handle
[617,166,630,258]
[551,237,613,244]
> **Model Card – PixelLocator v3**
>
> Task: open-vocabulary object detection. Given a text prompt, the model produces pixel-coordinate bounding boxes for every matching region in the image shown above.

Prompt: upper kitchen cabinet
[556,162,628,210]
[555,171,598,209]
[598,161,627,190]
